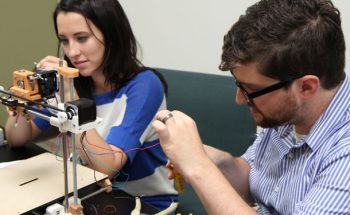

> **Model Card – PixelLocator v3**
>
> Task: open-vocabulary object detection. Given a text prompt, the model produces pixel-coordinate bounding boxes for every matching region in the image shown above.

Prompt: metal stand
[58,66,80,213]
[0,62,103,214]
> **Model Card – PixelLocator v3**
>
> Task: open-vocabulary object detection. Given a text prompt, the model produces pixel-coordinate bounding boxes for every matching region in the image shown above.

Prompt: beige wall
[0,0,58,127]
[120,0,350,75]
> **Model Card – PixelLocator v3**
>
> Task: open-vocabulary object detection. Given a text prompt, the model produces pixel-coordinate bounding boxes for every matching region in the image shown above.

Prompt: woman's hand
[36,55,67,70]
[6,107,17,117]
[36,55,78,101]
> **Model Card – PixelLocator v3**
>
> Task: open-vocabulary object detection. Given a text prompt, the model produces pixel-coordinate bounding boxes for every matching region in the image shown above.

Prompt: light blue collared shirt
[243,75,350,214]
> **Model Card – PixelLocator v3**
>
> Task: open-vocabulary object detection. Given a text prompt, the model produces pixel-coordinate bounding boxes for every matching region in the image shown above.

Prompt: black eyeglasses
[232,73,298,105]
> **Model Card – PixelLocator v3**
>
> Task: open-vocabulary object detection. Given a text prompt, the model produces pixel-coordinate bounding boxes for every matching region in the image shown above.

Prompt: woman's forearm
[76,129,128,178]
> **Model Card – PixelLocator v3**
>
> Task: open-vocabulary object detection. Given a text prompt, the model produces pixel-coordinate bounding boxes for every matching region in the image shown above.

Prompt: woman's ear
[296,75,320,99]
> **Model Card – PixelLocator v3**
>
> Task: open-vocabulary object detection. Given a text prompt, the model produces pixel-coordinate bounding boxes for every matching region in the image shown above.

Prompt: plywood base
[0,152,107,214]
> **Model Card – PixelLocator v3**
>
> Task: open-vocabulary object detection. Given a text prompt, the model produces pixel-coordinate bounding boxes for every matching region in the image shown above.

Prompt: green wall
[0,0,58,127]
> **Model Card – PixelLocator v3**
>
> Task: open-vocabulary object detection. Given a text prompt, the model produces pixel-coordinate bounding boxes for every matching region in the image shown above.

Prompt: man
[152,0,350,214]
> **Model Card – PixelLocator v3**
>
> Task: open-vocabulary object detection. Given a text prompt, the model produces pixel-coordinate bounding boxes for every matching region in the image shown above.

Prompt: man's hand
[152,110,209,181]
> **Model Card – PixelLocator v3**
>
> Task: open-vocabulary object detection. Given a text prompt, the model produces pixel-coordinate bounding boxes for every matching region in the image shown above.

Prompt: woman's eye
[77,36,89,42]
[59,38,69,45]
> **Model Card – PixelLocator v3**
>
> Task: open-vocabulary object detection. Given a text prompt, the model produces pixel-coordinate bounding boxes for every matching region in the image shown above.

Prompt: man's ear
[296,75,320,99]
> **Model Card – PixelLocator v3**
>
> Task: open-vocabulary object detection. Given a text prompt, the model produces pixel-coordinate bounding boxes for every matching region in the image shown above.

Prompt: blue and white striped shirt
[242,75,350,214]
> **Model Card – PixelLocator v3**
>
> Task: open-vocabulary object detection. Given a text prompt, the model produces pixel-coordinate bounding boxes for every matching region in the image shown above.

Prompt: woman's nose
[66,41,81,58]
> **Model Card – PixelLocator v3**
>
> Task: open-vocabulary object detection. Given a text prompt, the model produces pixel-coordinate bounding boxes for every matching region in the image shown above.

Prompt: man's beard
[251,95,298,128]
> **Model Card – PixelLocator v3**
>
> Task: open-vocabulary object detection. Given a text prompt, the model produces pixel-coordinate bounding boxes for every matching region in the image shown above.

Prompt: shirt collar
[274,75,350,151]
[305,75,350,151]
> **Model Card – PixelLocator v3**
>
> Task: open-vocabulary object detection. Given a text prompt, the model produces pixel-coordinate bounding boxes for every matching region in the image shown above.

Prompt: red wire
[84,133,160,154]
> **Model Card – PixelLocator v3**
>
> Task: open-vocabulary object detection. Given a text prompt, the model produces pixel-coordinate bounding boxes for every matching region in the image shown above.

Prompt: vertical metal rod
[61,133,69,213]
[71,132,78,204]
[69,78,79,204]
[59,76,65,101]
[58,65,70,212]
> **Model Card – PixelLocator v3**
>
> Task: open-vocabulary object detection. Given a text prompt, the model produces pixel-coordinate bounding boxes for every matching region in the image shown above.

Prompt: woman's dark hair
[54,0,167,98]
[220,0,345,89]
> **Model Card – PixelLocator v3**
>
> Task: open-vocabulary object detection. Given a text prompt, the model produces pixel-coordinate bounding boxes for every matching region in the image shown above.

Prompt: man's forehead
[230,62,280,84]
[229,62,259,76]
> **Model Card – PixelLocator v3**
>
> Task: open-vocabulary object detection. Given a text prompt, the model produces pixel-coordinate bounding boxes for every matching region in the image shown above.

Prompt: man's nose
[235,88,248,105]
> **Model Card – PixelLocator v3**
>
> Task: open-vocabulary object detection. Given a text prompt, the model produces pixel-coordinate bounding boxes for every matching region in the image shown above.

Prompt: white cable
[131,196,178,215]
[154,202,179,215]
[131,196,141,215]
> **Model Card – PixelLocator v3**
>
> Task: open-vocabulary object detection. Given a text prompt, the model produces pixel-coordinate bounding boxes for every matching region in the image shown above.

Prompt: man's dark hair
[220,0,345,89]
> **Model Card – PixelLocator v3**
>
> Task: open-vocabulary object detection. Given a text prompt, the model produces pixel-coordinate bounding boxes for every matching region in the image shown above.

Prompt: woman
[5,0,177,211]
